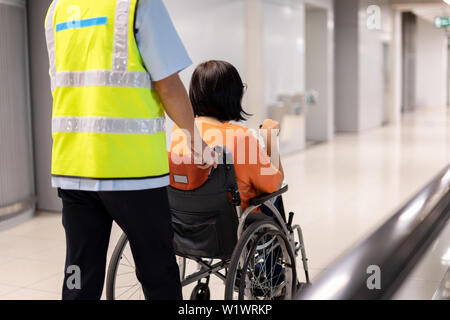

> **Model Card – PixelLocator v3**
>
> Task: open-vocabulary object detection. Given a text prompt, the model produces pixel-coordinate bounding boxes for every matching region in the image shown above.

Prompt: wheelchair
[105,148,310,300]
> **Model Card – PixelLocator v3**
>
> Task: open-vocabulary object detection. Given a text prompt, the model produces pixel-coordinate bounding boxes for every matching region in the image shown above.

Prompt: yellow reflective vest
[45,0,169,179]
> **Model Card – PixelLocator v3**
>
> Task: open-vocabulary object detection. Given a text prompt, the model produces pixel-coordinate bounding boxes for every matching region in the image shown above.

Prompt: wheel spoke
[119,262,135,269]
[116,282,140,299]
[122,253,134,268]
[126,285,143,300]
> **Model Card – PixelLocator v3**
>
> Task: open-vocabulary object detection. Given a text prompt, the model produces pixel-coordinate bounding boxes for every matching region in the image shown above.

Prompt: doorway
[401,11,417,113]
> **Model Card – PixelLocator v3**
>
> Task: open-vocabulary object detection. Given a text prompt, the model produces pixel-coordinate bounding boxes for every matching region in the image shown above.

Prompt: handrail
[296,165,450,300]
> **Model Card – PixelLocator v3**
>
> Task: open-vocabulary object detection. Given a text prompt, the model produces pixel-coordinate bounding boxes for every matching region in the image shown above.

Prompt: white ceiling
[393,1,450,23]
[412,3,450,23]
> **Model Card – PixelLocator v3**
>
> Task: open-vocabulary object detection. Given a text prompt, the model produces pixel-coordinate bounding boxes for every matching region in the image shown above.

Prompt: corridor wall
[262,1,304,115]
[335,0,393,132]
[163,0,247,143]
[27,0,60,212]
[415,16,448,109]
[0,0,35,228]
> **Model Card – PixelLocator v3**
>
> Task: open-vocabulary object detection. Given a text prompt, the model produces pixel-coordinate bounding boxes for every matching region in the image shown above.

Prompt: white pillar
[245,0,264,129]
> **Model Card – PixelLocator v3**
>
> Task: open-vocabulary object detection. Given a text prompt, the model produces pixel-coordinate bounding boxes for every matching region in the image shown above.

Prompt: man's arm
[154,74,215,166]
[135,0,215,166]
[154,74,195,142]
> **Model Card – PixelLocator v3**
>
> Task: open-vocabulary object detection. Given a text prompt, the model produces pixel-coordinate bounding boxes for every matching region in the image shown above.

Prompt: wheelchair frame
[177,186,310,291]
[106,148,310,300]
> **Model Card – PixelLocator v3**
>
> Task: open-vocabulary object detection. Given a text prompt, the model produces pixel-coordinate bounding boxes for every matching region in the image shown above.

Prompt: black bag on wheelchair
[167,148,240,260]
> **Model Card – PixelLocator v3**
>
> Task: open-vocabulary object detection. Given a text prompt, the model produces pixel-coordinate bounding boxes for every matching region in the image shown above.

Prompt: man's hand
[194,144,218,169]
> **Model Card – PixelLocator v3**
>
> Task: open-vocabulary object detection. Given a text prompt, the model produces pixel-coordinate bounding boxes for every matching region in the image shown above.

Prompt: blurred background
[0,0,449,300]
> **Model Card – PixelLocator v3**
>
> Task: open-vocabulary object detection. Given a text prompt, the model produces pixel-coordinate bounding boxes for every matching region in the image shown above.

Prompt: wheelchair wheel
[225,220,296,300]
[105,233,186,300]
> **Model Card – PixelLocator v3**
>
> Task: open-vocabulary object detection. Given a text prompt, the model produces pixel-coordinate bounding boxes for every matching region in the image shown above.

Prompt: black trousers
[58,187,182,300]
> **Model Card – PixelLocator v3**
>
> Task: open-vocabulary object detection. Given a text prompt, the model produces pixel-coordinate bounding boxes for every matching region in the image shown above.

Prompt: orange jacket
[169,120,283,211]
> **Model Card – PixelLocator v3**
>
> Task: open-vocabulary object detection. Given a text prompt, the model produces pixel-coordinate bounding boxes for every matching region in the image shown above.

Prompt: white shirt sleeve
[135,0,192,81]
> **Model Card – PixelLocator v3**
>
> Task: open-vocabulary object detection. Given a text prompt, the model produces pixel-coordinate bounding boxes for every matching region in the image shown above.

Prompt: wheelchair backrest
[167,147,240,260]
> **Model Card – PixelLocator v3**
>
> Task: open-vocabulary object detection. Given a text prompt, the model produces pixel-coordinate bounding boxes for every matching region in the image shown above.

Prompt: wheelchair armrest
[249,185,288,207]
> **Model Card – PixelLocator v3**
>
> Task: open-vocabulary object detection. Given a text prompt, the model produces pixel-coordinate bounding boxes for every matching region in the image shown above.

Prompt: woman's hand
[261,119,280,133]
[260,119,281,142]
[259,119,283,178]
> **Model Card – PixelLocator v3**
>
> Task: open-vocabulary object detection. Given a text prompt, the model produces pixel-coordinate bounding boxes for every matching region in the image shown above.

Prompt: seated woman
[169,60,284,212]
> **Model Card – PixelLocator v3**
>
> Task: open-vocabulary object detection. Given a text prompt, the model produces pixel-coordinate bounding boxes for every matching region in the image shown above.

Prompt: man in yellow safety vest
[45,0,213,299]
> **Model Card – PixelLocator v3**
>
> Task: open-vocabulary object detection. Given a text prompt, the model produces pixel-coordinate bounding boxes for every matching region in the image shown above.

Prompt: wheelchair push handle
[288,211,294,229]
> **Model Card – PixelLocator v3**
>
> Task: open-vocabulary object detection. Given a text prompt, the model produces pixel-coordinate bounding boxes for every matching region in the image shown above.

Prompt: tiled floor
[0,108,449,300]
[0,214,125,300]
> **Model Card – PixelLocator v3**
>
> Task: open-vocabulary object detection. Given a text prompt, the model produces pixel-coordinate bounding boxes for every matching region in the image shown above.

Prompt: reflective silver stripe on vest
[45,0,59,78]
[51,70,152,91]
[52,117,166,135]
[112,0,131,72]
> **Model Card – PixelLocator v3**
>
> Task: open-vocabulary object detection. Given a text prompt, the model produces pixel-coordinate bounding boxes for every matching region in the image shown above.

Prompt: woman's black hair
[189,60,251,122]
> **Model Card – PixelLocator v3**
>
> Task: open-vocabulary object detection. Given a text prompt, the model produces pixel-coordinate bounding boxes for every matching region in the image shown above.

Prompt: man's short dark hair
[189,60,251,122]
